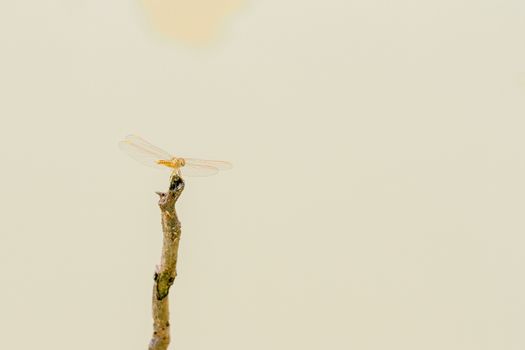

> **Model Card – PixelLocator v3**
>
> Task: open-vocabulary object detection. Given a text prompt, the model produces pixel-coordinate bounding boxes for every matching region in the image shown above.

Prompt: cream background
[1,1,525,350]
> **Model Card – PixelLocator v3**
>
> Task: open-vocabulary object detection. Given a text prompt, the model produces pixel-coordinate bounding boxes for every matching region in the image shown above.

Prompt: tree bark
[149,172,185,350]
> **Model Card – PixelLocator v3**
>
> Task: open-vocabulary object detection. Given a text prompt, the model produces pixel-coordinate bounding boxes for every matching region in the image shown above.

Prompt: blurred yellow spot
[141,0,244,45]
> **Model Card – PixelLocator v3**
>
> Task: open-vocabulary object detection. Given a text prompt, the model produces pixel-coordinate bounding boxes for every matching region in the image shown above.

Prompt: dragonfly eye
[180,158,186,167]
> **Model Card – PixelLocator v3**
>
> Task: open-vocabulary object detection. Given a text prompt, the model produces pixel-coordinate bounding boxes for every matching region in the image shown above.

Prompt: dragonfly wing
[119,135,173,170]
[181,164,220,177]
[184,158,233,170]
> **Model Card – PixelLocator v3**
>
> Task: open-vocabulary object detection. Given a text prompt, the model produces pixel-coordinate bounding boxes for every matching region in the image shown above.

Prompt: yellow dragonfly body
[119,135,232,177]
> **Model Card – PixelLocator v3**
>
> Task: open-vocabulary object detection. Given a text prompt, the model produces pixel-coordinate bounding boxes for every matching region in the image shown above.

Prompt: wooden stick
[149,172,185,350]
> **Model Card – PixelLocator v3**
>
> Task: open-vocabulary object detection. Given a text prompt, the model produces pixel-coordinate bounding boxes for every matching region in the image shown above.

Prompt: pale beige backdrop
[1,1,525,350]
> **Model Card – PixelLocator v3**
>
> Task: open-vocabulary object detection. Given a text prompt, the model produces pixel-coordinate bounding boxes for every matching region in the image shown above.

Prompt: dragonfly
[119,135,232,177]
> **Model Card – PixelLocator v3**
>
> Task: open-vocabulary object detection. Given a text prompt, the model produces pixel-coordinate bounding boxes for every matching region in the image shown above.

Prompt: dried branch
[149,172,185,350]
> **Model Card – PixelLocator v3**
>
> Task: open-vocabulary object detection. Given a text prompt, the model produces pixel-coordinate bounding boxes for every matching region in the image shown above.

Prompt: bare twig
[149,172,185,350]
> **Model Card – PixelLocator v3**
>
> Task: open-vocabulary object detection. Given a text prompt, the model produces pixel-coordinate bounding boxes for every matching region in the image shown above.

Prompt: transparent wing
[119,135,173,170]
[181,164,220,177]
[184,158,233,170]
